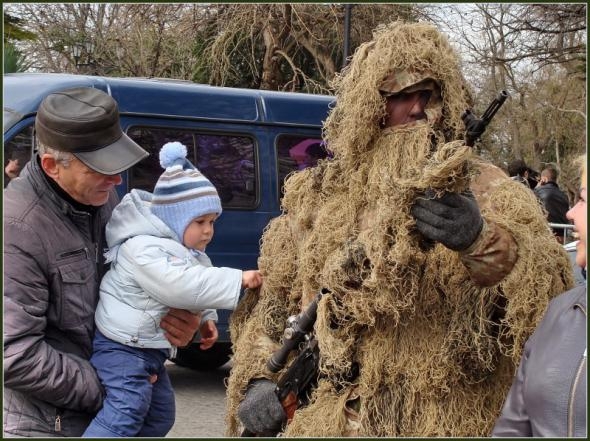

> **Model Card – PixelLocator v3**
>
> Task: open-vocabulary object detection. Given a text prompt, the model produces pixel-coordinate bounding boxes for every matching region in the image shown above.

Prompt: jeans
[82,330,175,437]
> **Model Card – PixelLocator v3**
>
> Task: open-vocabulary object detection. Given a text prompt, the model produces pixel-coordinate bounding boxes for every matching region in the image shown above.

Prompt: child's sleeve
[200,309,218,323]
[126,240,243,311]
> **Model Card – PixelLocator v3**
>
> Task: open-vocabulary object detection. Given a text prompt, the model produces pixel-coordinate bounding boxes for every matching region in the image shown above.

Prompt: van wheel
[171,342,232,371]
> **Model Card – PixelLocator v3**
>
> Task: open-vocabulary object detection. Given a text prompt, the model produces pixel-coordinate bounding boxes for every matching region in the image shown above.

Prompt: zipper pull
[54,415,61,432]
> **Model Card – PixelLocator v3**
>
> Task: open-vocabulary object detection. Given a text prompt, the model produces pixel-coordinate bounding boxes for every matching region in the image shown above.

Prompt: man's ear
[40,154,59,180]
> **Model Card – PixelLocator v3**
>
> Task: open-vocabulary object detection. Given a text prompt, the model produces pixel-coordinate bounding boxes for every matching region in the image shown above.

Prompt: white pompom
[159,142,187,168]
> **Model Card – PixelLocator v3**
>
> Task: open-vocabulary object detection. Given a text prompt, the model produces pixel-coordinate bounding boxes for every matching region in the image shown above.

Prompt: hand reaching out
[242,270,263,289]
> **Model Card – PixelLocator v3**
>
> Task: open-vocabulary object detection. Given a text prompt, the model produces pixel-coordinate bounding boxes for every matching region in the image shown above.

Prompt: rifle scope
[267,288,329,373]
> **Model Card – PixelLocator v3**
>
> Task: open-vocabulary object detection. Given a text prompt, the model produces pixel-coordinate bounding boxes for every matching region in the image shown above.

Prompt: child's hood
[105,189,176,248]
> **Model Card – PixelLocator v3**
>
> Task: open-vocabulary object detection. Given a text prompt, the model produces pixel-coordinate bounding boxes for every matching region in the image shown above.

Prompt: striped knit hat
[151,142,222,242]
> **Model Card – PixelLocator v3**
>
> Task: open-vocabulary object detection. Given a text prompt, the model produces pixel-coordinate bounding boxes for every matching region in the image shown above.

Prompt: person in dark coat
[534,165,570,242]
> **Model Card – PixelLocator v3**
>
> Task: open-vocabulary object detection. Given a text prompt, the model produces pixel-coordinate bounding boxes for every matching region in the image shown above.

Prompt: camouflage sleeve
[459,160,520,287]
[459,218,518,287]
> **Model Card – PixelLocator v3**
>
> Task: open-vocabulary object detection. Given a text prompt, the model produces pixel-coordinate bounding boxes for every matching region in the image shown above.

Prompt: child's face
[183,213,217,252]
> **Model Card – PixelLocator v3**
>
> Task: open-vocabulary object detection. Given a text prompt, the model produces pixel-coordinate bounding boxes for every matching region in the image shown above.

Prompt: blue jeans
[82,330,175,437]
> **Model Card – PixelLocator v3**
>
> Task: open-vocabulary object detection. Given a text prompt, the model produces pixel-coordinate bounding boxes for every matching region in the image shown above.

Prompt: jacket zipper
[84,212,98,264]
[54,414,61,432]
[91,212,101,266]
[567,303,586,437]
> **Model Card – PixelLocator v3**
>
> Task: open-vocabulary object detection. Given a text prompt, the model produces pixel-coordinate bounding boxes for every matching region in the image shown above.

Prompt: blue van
[3,73,334,370]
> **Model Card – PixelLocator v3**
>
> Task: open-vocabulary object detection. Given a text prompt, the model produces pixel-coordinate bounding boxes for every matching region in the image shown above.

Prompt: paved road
[166,361,232,438]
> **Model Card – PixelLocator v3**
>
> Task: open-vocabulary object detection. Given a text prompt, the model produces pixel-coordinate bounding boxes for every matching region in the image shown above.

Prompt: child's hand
[199,320,219,350]
[242,270,263,288]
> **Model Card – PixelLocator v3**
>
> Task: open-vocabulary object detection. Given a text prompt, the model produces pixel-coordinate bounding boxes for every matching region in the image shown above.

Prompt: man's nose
[409,96,426,117]
[107,173,123,185]
[566,205,575,221]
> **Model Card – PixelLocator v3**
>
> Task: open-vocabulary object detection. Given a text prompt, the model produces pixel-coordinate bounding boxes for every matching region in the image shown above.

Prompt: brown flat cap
[35,87,148,175]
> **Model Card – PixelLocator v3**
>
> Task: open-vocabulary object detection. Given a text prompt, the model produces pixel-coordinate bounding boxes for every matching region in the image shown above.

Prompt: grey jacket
[3,156,116,437]
[493,284,587,437]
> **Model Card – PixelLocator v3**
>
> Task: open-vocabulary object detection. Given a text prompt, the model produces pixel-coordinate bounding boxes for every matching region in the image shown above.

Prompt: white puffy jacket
[95,189,242,349]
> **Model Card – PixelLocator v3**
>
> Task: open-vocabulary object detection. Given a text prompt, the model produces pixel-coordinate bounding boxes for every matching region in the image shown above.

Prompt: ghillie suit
[226,22,573,437]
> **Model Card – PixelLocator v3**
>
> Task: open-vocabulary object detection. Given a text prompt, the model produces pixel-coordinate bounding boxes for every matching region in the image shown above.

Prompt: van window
[276,135,328,199]
[4,125,33,187]
[127,127,257,208]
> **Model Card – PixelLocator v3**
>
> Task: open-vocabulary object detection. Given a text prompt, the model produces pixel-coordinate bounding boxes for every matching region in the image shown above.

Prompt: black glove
[237,379,286,436]
[411,190,483,252]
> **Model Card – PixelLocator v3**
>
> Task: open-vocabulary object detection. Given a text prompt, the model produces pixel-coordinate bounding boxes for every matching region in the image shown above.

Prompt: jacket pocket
[57,247,89,261]
[58,260,93,283]
[56,258,96,328]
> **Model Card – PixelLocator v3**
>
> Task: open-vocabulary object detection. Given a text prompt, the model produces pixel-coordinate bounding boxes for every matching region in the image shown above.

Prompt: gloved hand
[411,190,483,252]
[238,379,286,436]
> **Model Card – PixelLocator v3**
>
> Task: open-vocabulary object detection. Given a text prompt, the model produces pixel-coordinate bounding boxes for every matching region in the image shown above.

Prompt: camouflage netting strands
[226,22,573,437]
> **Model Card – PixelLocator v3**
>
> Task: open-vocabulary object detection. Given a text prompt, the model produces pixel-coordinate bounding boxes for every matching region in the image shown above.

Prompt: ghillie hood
[324,21,470,164]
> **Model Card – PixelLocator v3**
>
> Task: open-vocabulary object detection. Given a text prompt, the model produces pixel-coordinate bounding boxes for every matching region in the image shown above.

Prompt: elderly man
[3,88,200,437]
[225,22,573,437]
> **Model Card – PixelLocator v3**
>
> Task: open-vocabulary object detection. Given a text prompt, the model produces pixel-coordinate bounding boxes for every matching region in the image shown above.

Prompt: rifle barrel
[481,90,508,122]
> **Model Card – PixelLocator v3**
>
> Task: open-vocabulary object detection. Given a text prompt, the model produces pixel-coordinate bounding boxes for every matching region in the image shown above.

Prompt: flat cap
[35,87,148,175]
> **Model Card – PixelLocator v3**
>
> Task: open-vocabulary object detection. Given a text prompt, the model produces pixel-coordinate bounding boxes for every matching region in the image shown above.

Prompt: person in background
[534,164,570,243]
[3,88,200,437]
[526,167,540,189]
[4,143,32,185]
[508,158,535,188]
[299,142,330,170]
[82,142,263,437]
[493,154,586,438]
[4,158,21,180]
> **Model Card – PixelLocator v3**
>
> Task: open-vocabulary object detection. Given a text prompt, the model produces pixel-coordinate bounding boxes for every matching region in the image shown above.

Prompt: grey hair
[36,139,74,167]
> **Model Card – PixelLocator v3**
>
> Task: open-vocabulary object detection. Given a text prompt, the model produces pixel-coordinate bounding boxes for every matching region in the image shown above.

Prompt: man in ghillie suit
[225,21,573,437]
